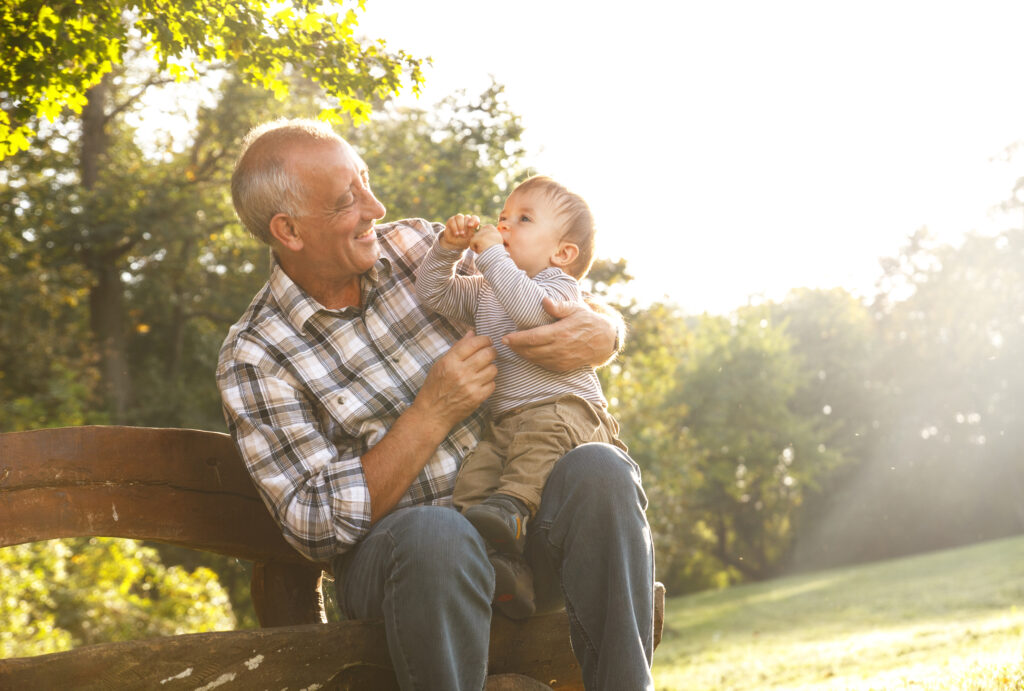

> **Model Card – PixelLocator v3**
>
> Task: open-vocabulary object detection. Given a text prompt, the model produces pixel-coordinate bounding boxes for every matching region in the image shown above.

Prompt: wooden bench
[0,426,664,689]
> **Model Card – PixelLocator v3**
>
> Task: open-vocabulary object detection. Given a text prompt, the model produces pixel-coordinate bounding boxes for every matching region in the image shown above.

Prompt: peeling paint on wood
[193,671,236,690]
[159,667,193,684]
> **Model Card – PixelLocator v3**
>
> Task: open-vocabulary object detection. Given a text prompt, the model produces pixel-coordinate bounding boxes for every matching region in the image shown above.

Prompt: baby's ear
[550,242,579,271]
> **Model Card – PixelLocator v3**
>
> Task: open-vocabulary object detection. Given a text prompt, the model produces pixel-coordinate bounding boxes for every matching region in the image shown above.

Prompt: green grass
[652,534,1024,690]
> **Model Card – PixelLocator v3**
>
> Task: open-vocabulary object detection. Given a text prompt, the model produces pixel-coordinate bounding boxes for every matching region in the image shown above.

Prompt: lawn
[652,534,1024,690]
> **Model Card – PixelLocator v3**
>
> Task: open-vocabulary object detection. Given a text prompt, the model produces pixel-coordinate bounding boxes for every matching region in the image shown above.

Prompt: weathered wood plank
[0,426,306,564]
[1,426,249,489]
[251,560,328,627]
[0,484,299,563]
[0,613,584,690]
[654,581,666,649]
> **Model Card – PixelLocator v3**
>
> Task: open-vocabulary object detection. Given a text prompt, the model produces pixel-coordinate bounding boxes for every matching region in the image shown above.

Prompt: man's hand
[440,214,478,251]
[413,331,497,428]
[469,224,502,254]
[503,297,619,372]
[362,332,494,524]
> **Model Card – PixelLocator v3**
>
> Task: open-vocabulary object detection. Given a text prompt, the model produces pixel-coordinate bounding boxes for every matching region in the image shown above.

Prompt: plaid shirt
[216,219,484,562]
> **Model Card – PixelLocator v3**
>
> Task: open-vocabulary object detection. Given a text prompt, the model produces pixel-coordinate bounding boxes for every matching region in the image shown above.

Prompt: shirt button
[337,396,345,405]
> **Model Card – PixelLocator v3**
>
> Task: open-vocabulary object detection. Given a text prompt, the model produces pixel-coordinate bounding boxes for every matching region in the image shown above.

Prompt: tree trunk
[81,75,134,423]
[89,263,132,423]
[80,75,108,189]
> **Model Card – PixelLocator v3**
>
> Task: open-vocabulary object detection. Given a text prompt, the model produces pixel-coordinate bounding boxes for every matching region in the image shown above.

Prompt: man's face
[288,139,387,284]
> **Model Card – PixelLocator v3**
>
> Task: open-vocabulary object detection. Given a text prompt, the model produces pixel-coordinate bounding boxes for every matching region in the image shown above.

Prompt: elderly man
[217,118,654,690]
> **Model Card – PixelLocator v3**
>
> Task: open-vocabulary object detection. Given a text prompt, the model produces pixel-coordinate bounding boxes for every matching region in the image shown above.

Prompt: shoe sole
[466,508,524,556]
[491,555,535,620]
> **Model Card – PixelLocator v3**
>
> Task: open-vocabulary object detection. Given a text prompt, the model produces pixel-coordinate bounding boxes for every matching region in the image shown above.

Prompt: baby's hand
[470,224,502,254]
[440,214,479,251]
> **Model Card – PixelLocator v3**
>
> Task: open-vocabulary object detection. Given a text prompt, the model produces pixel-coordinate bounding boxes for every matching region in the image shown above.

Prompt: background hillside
[653,534,1024,690]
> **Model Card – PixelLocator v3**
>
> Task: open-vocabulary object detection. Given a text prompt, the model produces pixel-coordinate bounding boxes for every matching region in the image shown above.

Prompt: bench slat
[0,426,305,564]
[0,613,585,690]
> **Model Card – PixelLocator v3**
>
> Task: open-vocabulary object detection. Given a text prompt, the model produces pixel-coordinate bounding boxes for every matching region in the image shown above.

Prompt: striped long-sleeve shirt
[415,238,607,417]
[216,219,485,562]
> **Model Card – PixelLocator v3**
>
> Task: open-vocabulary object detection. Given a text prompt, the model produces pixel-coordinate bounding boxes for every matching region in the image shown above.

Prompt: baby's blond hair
[512,176,596,280]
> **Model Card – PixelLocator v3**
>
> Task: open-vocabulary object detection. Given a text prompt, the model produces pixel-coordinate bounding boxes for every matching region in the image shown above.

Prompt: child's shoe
[490,551,535,620]
[465,494,530,555]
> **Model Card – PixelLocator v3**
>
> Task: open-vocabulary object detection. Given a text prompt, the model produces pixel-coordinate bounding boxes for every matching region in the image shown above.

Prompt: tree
[867,228,1024,558]
[598,299,711,592]
[785,223,1024,570]
[0,137,106,430]
[2,1,423,422]
[673,308,846,581]
[599,284,853,591]
[0,66,253,428]
[1,0,424,156]
[767,288,884,569]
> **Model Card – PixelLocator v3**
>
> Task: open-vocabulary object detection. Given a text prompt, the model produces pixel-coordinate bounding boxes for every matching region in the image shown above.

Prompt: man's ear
[550,242,579,272]
[269,213,303,252]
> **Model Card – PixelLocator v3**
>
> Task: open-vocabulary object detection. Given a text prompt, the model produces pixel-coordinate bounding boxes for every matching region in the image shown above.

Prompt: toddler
[415,176,625,619]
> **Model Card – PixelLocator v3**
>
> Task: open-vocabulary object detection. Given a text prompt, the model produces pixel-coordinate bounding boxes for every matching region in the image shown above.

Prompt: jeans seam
[564,594,599,690]
[547,529,600,691]
[382,527,421,691]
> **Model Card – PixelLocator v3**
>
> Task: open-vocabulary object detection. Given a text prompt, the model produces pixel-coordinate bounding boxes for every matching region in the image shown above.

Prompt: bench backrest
[0,425,325,626]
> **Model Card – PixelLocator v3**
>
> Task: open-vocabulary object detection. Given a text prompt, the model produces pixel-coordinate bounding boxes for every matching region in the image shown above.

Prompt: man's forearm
[361,402,451,524]
[361,331,496,523]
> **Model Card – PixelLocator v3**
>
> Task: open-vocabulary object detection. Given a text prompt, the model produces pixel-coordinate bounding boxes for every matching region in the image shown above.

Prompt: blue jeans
[332,442,655,691]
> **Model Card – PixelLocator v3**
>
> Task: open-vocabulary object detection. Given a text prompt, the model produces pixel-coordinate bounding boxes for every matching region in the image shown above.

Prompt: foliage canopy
[0,0,425,156]
[0,538,233,658]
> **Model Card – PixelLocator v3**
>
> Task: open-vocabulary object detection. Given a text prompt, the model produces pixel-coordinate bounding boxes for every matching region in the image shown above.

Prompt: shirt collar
[268,254,395,333]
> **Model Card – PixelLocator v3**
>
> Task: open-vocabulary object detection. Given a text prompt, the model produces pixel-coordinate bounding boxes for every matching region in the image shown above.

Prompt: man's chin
[358,242,381,270]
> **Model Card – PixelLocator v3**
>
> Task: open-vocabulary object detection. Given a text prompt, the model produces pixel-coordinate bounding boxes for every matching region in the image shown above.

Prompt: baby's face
[496,189,565,277]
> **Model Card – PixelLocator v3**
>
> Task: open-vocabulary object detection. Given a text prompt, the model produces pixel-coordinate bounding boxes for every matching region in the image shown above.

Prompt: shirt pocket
[321,381,407,449]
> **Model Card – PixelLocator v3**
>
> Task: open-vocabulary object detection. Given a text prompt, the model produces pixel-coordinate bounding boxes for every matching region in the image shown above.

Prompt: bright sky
[357,0,1024,314]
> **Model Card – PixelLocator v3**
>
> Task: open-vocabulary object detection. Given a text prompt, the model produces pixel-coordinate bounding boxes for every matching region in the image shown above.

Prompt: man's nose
[362,192,386,221]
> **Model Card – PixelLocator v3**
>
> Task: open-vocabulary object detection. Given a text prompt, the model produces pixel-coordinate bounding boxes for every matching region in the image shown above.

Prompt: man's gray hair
[231,118,344,245]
